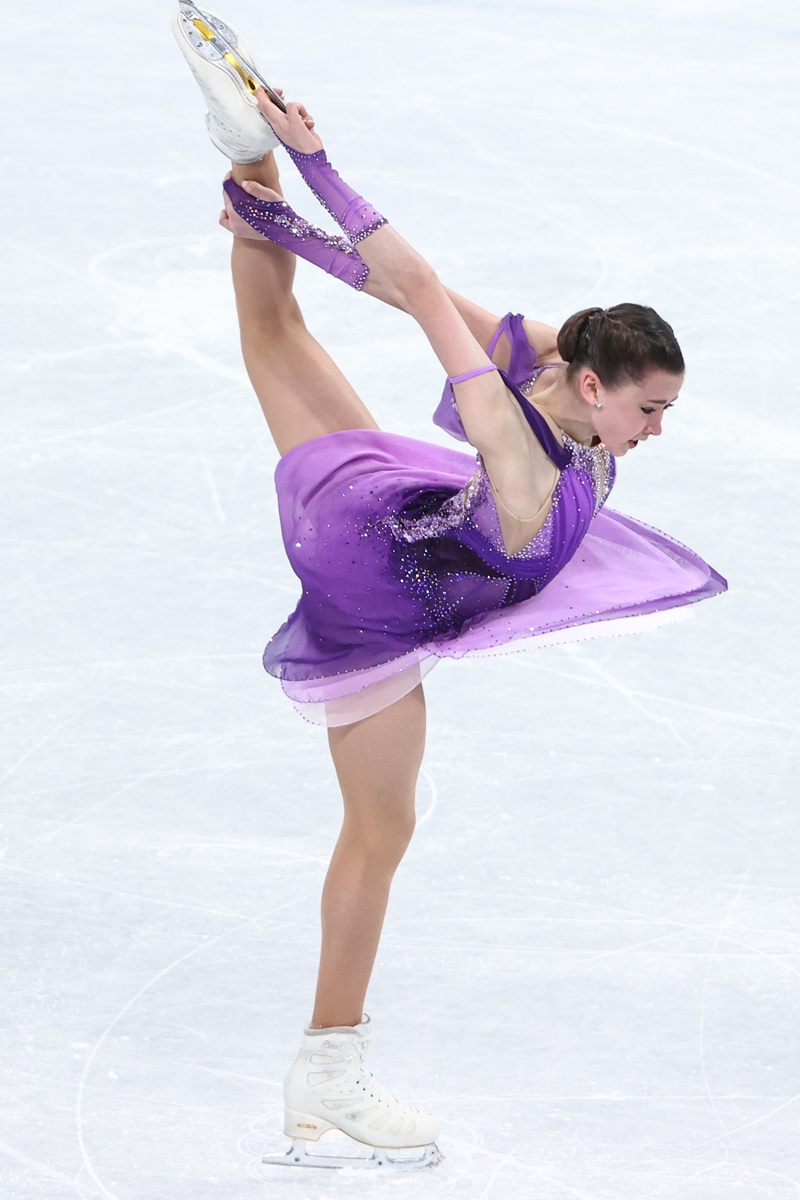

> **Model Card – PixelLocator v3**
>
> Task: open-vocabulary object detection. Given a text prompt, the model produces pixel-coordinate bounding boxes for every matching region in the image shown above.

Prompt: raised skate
[171,1,283,162]
[262,1016,443,1171]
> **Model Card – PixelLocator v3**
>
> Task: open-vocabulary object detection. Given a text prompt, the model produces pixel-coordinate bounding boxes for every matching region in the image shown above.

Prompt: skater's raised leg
[225,151,378,455]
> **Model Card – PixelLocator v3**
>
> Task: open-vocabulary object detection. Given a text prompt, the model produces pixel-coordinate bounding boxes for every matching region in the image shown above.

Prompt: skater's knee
[240,303,305,354]
[382,804,416,857]
[343,800,416,868]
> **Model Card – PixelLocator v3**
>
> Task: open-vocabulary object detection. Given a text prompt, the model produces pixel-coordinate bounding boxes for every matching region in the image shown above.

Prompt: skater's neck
[530,371,599,447]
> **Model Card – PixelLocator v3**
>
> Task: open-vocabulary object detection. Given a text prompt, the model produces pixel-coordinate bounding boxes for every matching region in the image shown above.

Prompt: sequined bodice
[387,436,613,563]
[422,308,615,574]
[383,311,617,605]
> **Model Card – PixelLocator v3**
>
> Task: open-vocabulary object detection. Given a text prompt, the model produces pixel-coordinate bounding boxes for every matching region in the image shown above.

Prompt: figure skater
[172,2,726,1171]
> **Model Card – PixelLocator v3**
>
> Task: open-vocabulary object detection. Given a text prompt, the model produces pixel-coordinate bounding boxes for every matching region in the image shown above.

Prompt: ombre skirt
[264,429,726,725]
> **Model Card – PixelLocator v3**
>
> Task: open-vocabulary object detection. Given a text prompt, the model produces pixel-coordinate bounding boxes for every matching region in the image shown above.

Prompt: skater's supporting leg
[228,152,378,456]
[312,685,426,1028]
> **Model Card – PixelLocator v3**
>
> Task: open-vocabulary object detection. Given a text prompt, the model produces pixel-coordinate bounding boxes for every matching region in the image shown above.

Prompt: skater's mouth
[628,439,639,449]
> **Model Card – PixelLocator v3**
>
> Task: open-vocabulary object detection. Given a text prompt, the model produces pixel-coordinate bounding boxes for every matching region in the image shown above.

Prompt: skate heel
[284,1109,337,1141]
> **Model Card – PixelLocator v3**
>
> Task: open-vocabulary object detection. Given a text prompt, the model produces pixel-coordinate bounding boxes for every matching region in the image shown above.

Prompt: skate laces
[310,1037,418,1117]
[351,1060,418,1119]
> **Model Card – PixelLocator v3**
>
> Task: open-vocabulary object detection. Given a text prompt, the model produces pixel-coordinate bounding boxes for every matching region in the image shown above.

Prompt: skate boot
[171,1,280,163]
[263,1016,443,1170]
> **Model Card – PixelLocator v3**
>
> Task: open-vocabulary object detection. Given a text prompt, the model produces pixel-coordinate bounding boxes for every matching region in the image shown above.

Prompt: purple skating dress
[265,313,726,725]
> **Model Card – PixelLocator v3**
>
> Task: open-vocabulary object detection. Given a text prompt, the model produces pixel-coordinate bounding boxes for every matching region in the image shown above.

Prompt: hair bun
[556,307,604,363]
[555,302,684,386]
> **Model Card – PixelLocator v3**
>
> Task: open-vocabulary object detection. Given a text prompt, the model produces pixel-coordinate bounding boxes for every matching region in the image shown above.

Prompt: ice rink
[2,0,799,1195]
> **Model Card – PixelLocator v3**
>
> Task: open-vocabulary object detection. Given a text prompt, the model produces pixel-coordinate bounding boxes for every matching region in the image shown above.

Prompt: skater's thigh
[327,684,426,825]
[232,239,378,455]
[242,314,379,455]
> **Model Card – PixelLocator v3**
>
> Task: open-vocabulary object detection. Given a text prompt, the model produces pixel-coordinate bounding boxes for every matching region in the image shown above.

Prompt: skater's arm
[522,317,560,360]
[442,291,506,363]
[443,292,560,368]
[356,226,528,451]
[249,95,559,542]
[346,228,561,548]
[250,96,526,451]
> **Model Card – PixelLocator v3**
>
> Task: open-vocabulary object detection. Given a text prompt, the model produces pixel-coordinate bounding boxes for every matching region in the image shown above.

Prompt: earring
[595,402,604,411]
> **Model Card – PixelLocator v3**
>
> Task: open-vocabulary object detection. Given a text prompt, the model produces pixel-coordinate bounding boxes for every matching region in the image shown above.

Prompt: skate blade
[177,0,287,111]
[263,1138,443,1171]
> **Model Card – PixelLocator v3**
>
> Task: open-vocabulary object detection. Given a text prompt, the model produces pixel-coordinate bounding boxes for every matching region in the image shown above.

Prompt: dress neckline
[498,369,573,471]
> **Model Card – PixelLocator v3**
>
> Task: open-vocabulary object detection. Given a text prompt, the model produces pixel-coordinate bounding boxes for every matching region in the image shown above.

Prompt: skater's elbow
[365,257,440,316]
[394,257,441,314]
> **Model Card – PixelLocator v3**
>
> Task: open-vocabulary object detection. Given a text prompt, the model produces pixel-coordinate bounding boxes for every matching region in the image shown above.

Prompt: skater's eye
[641,402,674,415]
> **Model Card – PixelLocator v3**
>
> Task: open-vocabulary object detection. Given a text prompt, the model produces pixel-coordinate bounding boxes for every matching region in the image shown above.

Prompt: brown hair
[556,303,684,388]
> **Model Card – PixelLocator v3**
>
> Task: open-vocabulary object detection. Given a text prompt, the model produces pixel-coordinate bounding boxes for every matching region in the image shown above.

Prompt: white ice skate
[263,1016,443,1170]
[171,0,283,163]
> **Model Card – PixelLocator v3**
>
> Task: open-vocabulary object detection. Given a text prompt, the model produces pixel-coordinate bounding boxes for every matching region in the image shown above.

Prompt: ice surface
[1,0,799,1196]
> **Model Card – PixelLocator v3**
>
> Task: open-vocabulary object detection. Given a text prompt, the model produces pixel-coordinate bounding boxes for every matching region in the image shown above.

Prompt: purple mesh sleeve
[223,178,370,291]
[278,143,388,244]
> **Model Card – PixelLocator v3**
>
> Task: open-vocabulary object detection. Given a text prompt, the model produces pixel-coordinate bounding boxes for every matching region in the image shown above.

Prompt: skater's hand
[269,85,315,131]
[219,175,276,239]
[256,90,324,154]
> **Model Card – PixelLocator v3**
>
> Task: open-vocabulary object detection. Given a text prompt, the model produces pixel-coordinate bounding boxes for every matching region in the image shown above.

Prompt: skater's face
[578,367,683,457]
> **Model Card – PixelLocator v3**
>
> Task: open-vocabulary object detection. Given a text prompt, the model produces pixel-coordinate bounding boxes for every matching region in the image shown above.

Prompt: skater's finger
[295,103,315,130]
[240,180,283,202]
[255,87,284,121]
[222,193,242,228]
[255,91,324,151]
[257,87,286,114]
[286,101,312,126]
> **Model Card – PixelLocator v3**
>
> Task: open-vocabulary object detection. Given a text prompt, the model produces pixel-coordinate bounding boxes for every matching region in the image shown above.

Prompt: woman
[173,3,726,1169]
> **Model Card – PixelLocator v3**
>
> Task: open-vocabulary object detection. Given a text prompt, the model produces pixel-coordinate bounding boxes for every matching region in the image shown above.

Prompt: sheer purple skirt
[266,429,725,725]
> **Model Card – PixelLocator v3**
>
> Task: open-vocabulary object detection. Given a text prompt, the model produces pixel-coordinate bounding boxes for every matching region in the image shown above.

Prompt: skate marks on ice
[73,897,317,1200]
[62,689,800,1200]
[235,1102,800,1199]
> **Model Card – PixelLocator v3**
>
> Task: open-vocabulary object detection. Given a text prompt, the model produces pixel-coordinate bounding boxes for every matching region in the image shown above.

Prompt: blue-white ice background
[2,1,799,1196]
